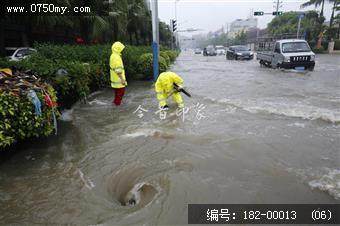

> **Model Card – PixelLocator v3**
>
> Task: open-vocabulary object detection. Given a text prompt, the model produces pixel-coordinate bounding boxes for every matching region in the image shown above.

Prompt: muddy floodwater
[0,52,339,225]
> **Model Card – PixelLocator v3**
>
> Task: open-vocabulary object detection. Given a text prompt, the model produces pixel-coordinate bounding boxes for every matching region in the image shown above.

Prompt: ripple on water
[203,97,340,123]
[287,168,340,200]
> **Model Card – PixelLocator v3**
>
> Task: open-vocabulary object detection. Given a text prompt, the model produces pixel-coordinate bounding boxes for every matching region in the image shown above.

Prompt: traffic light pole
[171,19,177,49]
[170,19,174,49]
[151,0,159,81]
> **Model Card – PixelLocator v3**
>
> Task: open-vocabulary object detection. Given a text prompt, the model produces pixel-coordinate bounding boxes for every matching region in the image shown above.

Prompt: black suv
[226,45,254,60]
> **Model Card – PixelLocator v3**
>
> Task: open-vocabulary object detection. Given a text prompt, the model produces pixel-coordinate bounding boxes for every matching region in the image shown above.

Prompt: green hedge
[137,53,168,79]
[312,46,325,54]
[164,50,178,63]
[0,86,58,148]
[34,43,151,78]
[160,51,171,66]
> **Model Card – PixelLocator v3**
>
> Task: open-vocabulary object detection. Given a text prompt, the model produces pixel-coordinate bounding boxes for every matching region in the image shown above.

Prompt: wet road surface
[0,52,339,225]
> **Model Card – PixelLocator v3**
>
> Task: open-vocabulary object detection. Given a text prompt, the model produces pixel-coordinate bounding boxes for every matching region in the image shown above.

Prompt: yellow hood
[111,41,125,54]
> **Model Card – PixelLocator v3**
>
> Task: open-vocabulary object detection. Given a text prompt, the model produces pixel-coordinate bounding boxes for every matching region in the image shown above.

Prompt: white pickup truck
[256,39,315,71]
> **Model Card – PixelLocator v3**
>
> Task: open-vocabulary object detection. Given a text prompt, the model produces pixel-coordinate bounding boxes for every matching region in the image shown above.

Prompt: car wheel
[259,60,265,67]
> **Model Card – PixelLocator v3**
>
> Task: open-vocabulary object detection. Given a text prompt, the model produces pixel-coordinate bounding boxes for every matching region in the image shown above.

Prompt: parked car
[215,45,226,55]
[204,45,217,56]
[6,47,37,61]
[256,39,315,71]
[226,45,254,60]
[194,48,202,54]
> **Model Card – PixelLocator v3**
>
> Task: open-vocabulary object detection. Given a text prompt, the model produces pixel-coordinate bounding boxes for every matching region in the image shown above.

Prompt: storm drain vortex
[119,182,157,207]
[107,166,162,209]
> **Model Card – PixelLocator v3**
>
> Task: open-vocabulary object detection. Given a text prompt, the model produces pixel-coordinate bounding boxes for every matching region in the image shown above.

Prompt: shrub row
[137,50,179,79]
[1,45,178,106]
[312,46,326,54]
[32,44,178,80]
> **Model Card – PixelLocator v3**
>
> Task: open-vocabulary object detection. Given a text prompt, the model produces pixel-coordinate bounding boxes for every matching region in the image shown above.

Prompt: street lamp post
[151,0,159,81]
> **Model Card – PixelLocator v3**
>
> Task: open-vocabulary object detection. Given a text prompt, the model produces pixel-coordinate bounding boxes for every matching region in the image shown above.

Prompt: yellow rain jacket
[110,41,127,88]
[155,71,184,108]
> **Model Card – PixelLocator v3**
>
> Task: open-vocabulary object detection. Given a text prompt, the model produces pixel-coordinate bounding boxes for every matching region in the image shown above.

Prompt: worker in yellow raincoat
[110,41,127,106]
[155,71,185,109]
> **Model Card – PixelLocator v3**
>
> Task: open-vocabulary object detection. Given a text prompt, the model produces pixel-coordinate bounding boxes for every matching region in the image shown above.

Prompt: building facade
[227,18,258,38]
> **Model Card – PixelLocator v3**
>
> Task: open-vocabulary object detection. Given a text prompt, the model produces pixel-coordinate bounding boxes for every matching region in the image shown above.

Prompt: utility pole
[151,0,159,81]
[273,0,283,17]
[297,12,305,38]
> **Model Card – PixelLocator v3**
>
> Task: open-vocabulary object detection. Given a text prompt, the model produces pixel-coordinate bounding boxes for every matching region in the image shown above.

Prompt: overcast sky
[157,0,334,35]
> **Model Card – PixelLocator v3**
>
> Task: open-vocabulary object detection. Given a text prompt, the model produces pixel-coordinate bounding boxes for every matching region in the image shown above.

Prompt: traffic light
[254,11,264,16]
[172,19,177,32]
[272,11,283,16]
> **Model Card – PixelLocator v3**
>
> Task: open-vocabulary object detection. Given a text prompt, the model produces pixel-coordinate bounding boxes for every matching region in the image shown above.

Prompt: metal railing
[253,33,306,51]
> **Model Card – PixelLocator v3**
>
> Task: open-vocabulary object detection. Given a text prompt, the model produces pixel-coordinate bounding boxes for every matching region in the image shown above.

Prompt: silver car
[6,47,37,61]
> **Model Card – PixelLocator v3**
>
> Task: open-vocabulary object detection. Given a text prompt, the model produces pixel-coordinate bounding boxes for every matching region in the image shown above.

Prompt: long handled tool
[173,83,191,97]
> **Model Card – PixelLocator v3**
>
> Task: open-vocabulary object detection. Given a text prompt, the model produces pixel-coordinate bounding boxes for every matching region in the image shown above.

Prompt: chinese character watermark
[192,102,207,120]
[133,105,148,118]
[207,209,219,222]
[206,208,231,222]
[155,106,168,120]
[175,106,189,122]
[132,102,208,122]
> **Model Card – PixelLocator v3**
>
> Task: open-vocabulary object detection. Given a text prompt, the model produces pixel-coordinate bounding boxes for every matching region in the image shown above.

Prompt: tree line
[194,0,340,48]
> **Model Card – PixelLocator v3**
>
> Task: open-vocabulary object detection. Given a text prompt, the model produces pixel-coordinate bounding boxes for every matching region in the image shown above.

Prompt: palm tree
[332,0,340,38]
[1,0,156,47]
[301,0,326,17]
[69,0,111,43]
[127,0,144,45]
[329,0,340,27]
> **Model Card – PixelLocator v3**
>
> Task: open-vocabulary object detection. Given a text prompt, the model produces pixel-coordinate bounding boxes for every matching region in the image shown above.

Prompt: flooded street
[0,52,339,225]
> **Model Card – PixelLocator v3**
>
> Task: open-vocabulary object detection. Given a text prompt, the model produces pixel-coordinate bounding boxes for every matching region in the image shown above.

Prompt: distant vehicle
[6,47,37,61]
[226,45,253,60]
[204,45,217,56]
[256,39,315,71]
[215,45,226,55]
[194,48,202,54]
